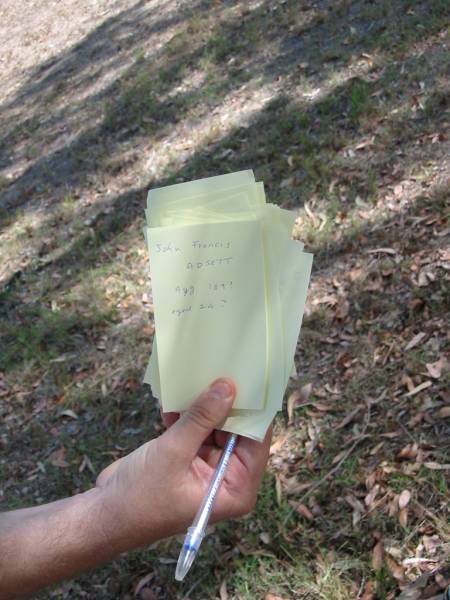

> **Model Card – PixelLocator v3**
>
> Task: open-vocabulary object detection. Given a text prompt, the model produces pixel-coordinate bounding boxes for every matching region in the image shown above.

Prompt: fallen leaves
[365,484,380,510]
[386,556,406,584]
[404,331,427,351]
[435,406,450,419]
[269,435,287,455]
[59,409,78,419]
[219,580,228,600]
[78,454,95,475]
[259,531,271,544]
[425,357,447,379]
[345,494,365,527]
[367,247,397,255]
[399,505,409,528]
[404,380,432,397]
[48,446,69,468]
[291,502,315,521]
[423,462,450,470]
[335,406,361,429]
[397,442,419,460]
[134,572,154,597]
[398,489,411,510]
[287,383,312,425]
[372,537,384,570]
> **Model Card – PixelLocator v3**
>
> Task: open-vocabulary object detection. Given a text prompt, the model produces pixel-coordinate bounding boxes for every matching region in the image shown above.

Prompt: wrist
[95,480,163,552]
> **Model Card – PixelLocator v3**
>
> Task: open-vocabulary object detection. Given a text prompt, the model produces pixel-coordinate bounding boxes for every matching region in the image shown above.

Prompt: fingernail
[209,379,233,400]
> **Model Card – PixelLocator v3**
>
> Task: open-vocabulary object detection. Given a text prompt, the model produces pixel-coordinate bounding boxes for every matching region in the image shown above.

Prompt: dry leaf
[294,503,315,521]
[219,580,228,600]
[349,267,363,282]
[59,409,78,419]
[435,406,450,419]
[424,462,450,470]
[275,475,283,506]
[260,532,271,544]
[367,247,397,255]
[284,478,312,496]
[366,471,377,491]
[79,455,95,475]
[388,496,399,517]
[336,351,354,370]
[370,441,384,455]
[336,406,361,429]
[405,332,426,351]
[269,435,287,455]
[332,449,347,465]
[345,494,365,526]
[372,539,384,570]
[425,357,446,379]
[365,484,380,509]
[335,296,350,320]
[402,373,416,393]
[399,507,408,528]
[48,447,69,468]
[386,556,405,582]
[422,534,440,555]
[313,293,338,306]
[398,489,411,509]
[134,572,154,596]
[405,381,432,397]
[398,442,419,460]
[287,383,312,425]
[417,269,434,287]
[360,580,376,600]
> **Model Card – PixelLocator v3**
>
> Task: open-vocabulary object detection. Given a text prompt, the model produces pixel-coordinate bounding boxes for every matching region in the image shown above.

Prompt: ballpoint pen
[175,432,238,581]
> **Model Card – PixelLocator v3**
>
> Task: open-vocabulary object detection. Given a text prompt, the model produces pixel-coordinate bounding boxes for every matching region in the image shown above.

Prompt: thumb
[163,378,236,461]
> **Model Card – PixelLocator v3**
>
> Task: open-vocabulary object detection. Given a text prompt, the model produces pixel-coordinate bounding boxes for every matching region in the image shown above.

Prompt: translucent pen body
[175,433,238,581]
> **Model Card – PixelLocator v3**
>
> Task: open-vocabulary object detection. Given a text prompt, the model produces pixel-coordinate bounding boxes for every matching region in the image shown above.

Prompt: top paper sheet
[147,218,268,411]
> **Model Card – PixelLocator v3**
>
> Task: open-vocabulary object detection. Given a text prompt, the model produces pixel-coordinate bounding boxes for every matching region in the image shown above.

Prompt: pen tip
[175,545,197,581]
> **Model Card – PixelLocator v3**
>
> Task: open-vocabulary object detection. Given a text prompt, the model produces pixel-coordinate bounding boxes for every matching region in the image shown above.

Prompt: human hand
[96,379,271,551]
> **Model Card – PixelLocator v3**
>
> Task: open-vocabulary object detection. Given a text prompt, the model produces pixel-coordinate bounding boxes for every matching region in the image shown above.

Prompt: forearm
[0,488,136,600]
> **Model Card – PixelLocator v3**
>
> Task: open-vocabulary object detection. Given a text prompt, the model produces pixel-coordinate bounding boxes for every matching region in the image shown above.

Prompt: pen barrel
[192,433,238,534]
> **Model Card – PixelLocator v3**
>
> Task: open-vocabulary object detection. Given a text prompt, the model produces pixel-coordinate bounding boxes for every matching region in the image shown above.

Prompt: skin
[0,379,271,599]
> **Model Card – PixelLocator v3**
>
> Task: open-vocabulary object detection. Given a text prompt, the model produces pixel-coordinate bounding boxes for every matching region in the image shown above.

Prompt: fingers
[234,424,273,484]
[163,378,236,462]
[161,411,179,429]
[213,426,272,519]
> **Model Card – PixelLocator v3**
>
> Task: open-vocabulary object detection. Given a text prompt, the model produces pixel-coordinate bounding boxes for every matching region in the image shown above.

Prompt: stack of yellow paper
[143,170,313,441]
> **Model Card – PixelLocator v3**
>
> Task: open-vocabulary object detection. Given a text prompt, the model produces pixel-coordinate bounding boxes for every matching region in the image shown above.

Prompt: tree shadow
[0,0,446,221]
[1,29,447,306]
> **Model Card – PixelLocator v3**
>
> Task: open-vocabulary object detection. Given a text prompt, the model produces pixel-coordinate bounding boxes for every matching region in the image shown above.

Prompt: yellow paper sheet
[147,218,268,412]
[146,182,265,228]
[147,170,255,226]
[145,220,313,441]
[143,172,313,441]
[221,242,313,440]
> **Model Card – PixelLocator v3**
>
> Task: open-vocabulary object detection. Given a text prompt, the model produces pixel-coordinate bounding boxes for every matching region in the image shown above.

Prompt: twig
[182,571,208,599]
[281,401,372,527]
[395,415,419,445]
